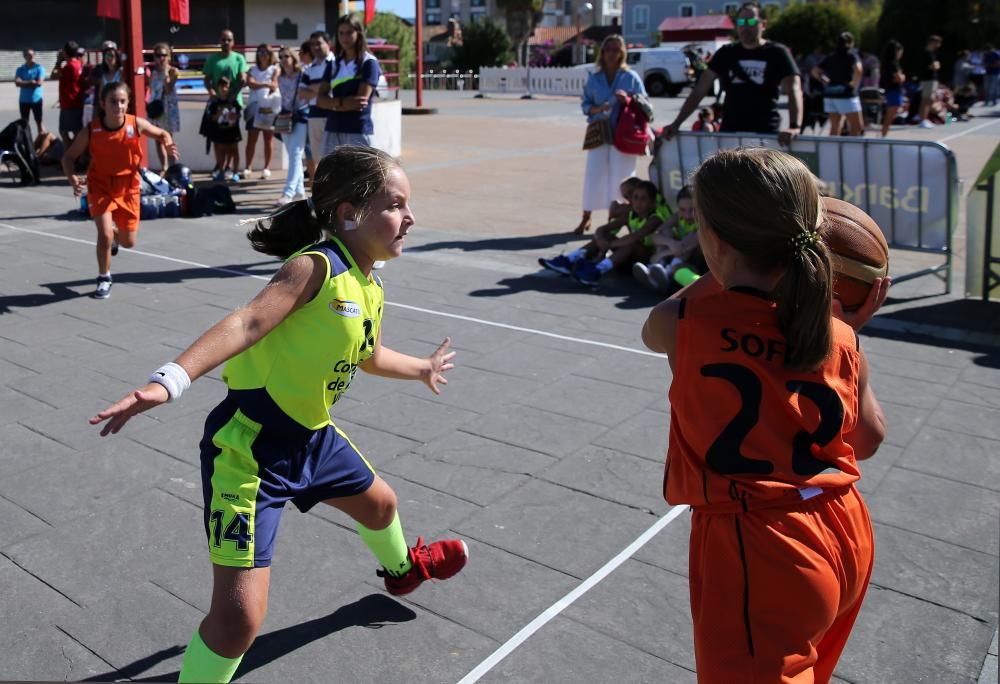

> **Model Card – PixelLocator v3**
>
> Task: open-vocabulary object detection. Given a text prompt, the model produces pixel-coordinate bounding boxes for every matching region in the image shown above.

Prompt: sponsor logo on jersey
[329,299,362,318]
[126,124,135,137]
[221,492,240,503]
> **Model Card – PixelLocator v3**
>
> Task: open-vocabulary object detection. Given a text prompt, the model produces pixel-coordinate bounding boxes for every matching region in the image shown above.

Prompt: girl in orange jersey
[62,82,177,299]
[642,147,890,684]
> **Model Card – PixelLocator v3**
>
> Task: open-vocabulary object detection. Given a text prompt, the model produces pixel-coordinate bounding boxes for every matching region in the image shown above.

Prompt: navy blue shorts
[884,90,904,108]
[199,392,376,568]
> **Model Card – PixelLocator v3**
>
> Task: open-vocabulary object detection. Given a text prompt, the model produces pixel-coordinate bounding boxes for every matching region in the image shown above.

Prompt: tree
[367,12,416,88]
[495,0,544,65]
[448,19,514,73]
[765,3,857,58]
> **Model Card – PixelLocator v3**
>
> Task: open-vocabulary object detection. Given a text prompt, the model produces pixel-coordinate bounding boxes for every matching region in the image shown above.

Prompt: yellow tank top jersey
[222,237,384,430]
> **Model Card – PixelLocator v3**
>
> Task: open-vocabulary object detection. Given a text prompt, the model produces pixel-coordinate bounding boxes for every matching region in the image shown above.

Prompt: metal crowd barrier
[478,66,588,97]
[652,132,959,293]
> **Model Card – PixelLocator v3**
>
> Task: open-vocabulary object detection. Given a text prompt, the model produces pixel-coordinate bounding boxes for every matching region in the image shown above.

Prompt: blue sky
[377,0,415,21]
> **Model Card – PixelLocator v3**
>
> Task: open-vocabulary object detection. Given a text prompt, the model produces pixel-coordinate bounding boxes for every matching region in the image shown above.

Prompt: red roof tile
[657,15,734,32]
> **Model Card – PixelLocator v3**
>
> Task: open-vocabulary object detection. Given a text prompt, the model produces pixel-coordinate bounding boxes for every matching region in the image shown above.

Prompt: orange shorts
[87,174,140,232]
[689,485,874,684]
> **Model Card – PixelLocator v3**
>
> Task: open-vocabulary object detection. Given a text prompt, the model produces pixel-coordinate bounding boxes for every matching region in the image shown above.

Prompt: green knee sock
[179,630,243,683]
[358,511,412,577]
[674,267,700,287]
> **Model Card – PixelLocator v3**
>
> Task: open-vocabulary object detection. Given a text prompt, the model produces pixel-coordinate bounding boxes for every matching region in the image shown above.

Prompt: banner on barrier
[652,133,958,253]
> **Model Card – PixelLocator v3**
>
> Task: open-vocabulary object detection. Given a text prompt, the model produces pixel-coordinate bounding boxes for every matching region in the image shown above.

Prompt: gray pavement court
[1,90,999,683]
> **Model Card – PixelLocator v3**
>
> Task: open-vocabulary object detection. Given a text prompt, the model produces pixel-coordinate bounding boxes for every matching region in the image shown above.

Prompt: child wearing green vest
[633,185,705,293]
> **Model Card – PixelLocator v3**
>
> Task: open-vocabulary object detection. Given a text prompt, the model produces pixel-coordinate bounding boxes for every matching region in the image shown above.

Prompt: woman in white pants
[576,35,646,234]
[275,47,310,205]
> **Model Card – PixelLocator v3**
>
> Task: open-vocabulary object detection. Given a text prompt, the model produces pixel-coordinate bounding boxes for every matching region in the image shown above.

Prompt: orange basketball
[820,197,890,311]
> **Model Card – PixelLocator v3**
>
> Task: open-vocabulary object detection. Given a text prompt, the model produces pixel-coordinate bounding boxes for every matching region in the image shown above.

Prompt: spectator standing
[275,46,309,205]
[147,42,181,172]
[317,14,381,156]
[982,44,999,106]
[879,40,906,137]
[54,41,86,151]
[572,34,646,236]
[660,1,802,146]
[812,32,864,136]
[300,31,336,170]
[953,50,974,91]
[92,45,123,94]
[14,48,46,137]
[298,40,316,183]
[244,44,280,179]
[799,45,828,133]
[203,30,248,172]
[916,35,943,128]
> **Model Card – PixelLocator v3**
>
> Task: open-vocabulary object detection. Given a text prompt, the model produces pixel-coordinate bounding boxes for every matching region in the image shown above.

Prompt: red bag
[614,96,652,155]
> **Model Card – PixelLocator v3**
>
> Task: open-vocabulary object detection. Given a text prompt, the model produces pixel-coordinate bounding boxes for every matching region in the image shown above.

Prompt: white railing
[478,66,589,97]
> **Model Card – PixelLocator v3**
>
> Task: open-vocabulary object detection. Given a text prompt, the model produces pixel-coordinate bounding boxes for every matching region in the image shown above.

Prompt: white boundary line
[0,218,684,681]
[937,117,1000,144]
[456,504,690,684]
[0,222,663,358]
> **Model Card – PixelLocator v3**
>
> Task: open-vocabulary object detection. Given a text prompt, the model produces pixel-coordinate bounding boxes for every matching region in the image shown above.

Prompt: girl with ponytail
[641,147,889,683]
[91,145,469,683]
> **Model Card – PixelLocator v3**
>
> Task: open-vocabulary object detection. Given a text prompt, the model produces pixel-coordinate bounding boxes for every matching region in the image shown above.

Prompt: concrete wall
[243,0,327,48]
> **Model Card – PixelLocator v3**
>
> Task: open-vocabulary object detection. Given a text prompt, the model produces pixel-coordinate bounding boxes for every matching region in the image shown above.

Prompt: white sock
[99,272,111,279]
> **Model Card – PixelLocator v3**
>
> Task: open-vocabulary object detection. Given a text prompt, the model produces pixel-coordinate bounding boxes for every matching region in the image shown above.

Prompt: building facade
[621,0,786,47]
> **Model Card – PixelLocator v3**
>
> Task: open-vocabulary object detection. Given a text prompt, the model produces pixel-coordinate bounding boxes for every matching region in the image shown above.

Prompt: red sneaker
[378,536,469,596]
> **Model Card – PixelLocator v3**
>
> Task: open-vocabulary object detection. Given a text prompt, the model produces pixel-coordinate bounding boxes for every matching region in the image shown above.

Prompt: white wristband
[148,362,191,402]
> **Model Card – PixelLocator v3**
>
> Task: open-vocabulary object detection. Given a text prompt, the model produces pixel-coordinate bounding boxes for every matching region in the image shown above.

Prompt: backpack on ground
[0,119,41,186]
[188,184,236,217]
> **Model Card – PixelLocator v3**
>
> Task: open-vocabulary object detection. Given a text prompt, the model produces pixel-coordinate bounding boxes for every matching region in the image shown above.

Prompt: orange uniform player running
[62,81,176,299]
[642,148,891,684]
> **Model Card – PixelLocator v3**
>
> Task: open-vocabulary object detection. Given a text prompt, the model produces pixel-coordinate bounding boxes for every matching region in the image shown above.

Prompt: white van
[625,47,693,97]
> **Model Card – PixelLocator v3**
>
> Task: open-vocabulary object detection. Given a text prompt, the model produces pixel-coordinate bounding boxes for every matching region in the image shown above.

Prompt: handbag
[146,99,165,119]
[582,118,612,150]
[273,111,293,134]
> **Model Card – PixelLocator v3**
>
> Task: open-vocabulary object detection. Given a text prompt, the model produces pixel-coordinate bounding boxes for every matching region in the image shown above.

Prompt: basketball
[820,197,890,311]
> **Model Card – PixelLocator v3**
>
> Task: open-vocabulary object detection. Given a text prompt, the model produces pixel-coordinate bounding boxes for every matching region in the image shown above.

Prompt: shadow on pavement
[879,296,1000,336]
[468,269,663,310]
[83,594,417,683]
[408,232,581,253]
[0,262,280,314]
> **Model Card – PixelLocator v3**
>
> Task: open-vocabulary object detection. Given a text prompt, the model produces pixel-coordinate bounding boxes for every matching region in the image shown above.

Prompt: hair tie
[788,230,819,256]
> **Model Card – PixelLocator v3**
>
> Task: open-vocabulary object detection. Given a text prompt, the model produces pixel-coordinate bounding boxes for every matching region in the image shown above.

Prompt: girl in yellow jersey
[90,146,469,683]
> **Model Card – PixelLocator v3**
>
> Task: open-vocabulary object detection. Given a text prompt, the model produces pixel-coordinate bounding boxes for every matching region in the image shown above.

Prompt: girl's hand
[422,337,456,395]
[89,383,170,436]
[832,276,891,332]
[69,175,85,197]
[614,89,629,104]
[164,138,178,158]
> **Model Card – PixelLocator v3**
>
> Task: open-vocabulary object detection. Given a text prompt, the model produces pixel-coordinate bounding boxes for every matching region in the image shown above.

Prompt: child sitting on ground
[540,180,664,287]
[609,176,643,222]
[206,76,243,182]
[692,107,717,132]
[633,185,703,293]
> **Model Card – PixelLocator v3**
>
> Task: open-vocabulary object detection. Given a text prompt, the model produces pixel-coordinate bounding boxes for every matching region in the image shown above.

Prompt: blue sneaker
[573,261,602,286]
[539,255,574,275]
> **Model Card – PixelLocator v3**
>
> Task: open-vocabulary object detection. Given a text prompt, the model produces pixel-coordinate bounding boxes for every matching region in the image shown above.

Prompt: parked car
[625,47,693,97]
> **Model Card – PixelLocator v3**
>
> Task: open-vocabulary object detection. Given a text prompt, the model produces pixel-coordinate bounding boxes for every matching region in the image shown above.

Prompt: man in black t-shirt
[917,35,943,128]
[660,1,802,145]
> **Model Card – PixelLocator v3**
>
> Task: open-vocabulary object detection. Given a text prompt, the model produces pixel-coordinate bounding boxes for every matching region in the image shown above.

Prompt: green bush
[367,12,416,88]
[448,19,514,73]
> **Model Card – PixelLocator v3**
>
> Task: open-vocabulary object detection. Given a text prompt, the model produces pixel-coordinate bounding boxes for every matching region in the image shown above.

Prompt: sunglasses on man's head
[735,17,760,27]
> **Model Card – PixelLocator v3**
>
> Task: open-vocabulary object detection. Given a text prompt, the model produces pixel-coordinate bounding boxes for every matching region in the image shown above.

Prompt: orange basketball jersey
[87,114,144,184]
[665,287,861,512]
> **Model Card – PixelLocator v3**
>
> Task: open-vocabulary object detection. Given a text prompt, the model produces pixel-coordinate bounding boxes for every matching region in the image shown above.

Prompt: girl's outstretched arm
[90,254,327,435]
[136,117,178,160]
[360,333,455,395]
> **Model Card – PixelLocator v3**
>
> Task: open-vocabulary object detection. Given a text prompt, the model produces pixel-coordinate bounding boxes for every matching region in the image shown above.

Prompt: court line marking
[1,219,684,679]
[0,221,663,358]
[937,117,1000,144]
[456,504,690,684]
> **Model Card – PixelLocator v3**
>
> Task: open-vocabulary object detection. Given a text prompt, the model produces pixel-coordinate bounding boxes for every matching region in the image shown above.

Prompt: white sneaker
[631,262,657,290]
[242,168,252,178]
[918,119,935,129]
[261,169,271,179]
[293,193,307,201]
[223,169,234,181]
[649,264,674,291]
[275,194,293,207]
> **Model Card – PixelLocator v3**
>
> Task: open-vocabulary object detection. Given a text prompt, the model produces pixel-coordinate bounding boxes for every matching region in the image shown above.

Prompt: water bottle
[79,193,88,214]
[166,195,180,218]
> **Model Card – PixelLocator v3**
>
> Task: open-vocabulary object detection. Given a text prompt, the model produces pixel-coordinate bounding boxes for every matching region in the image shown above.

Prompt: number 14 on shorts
[210,510,253,551]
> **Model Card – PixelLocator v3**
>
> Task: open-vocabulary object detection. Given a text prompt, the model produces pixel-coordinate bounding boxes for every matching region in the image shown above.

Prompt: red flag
[169,0,190,25]
[365,0,376,25]
[96,0,121,19]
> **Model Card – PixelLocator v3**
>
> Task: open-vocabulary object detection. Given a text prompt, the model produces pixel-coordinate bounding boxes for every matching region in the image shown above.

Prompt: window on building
[722,2,739,14]
[679,3,694,16]
[470,8,486,22]
[633,4,649,31]
[426,10,442,24]
[426,0,441,7]
[564,0,573,14]
[470,0,486,6]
